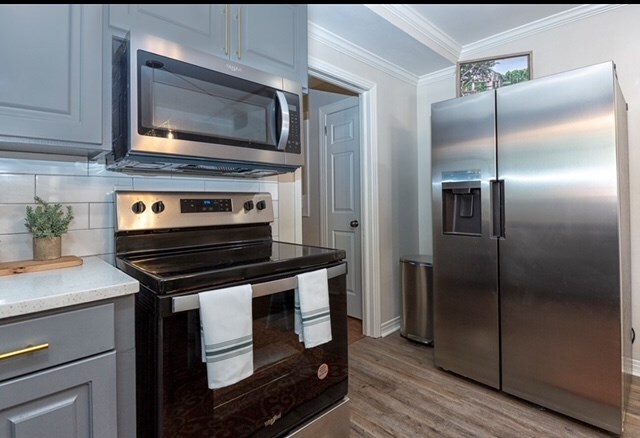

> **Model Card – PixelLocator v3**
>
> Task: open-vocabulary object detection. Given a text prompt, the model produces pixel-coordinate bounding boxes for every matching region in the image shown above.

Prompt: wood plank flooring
[348,317,365,345]
[348,331,640,437]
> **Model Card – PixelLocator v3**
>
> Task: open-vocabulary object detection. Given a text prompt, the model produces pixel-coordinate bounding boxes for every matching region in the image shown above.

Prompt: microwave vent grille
[104,153,296,179]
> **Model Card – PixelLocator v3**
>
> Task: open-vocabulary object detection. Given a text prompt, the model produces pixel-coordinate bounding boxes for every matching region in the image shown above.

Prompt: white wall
[0,151,288,264]
[418,5,640,361]
[310,38,419,331]
[417,67,456,255]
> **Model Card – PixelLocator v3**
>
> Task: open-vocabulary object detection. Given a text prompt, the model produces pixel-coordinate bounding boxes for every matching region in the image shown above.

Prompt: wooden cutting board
[0,256,83,277]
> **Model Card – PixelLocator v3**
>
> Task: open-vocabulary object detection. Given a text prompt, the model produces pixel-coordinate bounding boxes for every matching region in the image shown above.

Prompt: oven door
[135,263,348,438]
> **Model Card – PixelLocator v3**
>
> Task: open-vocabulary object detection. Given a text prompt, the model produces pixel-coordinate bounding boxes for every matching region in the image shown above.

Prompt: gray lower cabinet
[109,4,308,90]
[0,4,106,156]
[0,296,135,438]
[0,353,116,438]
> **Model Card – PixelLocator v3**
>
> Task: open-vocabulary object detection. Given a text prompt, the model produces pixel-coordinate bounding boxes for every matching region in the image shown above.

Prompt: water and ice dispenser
[441,181,482,236]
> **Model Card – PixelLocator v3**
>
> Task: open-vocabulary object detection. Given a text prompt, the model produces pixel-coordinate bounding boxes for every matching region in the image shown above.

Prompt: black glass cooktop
[116,240,346,295]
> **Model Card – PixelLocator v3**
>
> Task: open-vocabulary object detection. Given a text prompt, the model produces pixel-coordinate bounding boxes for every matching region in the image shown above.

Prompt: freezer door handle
[490,179,505,239]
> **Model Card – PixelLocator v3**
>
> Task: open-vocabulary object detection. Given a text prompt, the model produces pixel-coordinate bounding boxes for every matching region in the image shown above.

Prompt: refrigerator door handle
[490,179,505,239]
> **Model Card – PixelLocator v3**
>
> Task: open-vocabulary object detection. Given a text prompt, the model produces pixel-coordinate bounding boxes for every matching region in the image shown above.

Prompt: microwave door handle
[171,263,347,313]
[275,90,290,151]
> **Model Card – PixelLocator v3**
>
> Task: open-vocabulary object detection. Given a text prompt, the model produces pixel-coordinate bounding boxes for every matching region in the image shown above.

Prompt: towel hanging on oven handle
[171,262,347,313]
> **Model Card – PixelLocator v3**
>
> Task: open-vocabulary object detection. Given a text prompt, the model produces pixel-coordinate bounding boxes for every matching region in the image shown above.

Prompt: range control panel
[180,198,232,213]
[115,191,274,232]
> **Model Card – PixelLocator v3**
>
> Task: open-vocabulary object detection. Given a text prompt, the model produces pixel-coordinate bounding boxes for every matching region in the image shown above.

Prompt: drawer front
[0,303,115,382]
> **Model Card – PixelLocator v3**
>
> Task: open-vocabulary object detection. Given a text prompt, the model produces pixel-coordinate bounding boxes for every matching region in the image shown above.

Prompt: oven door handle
[171,263,347,313]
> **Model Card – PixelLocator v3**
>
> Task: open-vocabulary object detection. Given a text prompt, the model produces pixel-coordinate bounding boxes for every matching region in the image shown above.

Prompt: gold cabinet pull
[223,4,229,56]
[236,6,242,59]
[0,343,49,360]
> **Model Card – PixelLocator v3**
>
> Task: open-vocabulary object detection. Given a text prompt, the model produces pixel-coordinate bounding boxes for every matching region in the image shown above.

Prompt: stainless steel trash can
[400,255,433,344]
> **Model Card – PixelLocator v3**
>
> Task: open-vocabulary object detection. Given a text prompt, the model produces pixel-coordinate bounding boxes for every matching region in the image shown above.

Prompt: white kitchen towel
[199,284,253,389]
[294,268,332,348]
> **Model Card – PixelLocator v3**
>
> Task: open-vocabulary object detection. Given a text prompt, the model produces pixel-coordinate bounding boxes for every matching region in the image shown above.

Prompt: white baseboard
[631,358,640,377]
[380,316,401,337]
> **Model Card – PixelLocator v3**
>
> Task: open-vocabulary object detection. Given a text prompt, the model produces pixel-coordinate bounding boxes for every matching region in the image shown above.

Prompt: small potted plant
[24,196,74,261]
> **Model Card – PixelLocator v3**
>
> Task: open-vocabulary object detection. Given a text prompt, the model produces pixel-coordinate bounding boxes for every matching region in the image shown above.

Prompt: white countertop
[0,256,139,319]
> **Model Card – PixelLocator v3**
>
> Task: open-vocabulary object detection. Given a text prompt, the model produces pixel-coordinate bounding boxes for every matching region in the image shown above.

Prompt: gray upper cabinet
[0,5,105,155]
[233,5,308,90]
[109,4,308,90]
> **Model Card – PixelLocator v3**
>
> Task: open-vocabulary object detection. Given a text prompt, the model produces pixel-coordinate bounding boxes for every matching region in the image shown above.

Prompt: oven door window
[159,284,347,438]
[138,50,277,149]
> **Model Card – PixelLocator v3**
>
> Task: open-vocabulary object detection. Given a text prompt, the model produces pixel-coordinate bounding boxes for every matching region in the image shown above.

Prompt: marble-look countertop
[0,256,139,319]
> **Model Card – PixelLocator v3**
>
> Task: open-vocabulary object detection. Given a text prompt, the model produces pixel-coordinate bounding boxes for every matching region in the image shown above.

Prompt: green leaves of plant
[24,196,74,239]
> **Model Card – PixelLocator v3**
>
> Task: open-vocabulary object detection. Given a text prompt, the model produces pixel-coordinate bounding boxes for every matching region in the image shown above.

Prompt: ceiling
[307,4,583,78]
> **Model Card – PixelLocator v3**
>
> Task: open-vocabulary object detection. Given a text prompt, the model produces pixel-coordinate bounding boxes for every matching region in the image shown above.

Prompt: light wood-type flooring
[348,330,640,437]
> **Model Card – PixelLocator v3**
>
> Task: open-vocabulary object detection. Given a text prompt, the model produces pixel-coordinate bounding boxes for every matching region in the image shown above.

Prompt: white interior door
[321,96,362,319]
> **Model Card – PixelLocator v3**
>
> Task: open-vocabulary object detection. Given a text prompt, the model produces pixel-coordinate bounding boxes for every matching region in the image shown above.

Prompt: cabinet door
[0,5,102,146]
[0,352,117,438]
[234,4,308,89]
[109,4,228,58]
[109,4,308,90]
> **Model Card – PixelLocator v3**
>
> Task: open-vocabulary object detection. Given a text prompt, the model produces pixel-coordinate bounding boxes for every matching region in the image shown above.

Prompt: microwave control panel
[285,92,301,154]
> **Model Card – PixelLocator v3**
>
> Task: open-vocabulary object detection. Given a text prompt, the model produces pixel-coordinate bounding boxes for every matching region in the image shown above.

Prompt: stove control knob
[244,200,254,211]
[151,201,165,214]
[131,201,146,214]
[256,200,267,210]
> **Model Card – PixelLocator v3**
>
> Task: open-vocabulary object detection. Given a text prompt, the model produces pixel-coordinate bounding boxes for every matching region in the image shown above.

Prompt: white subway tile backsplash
[0,152,88,176]
[88,159,130,177]
[0,154,293,262]
[260,181,279,201]
[0,175,35,203]
[0,205,28,235]
[277,182,295,243]
[0,233,31,262]
[203,178,262,193]
[68,203,89,231]
[132,177,206,191]
[36,175,133,203]
[96,252,116,266]
[63,228,114,257]
[89,203,114,229]
[278,215,294,243]
[0,203,87,235]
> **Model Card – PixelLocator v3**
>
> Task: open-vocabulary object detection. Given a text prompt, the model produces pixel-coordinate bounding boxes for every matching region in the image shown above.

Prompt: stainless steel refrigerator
[431,61,631,434]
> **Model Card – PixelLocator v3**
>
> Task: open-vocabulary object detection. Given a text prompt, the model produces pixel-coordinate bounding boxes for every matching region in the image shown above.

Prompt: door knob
[350,220,359,228]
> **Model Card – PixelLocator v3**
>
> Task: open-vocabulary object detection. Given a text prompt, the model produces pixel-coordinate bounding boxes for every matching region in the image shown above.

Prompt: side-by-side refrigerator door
[497,62,624,433]
[431,91,500,389]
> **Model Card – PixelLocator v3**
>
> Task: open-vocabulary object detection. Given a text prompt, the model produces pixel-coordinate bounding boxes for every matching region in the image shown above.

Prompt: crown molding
[308,56,377,94]
[310,5,627,86]
[461,4,628,58]
[417,66,456,88]
[308,22,419,86]
[364,4,460,63]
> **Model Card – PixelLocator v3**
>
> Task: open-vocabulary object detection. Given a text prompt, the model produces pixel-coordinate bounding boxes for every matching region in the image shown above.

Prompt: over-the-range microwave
[106,33,304,178]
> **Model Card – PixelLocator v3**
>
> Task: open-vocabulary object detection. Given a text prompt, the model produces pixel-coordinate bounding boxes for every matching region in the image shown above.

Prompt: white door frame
[309,58,381,338]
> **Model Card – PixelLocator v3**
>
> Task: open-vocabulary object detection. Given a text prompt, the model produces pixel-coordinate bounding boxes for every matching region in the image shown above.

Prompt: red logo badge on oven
[317,363,329,380]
